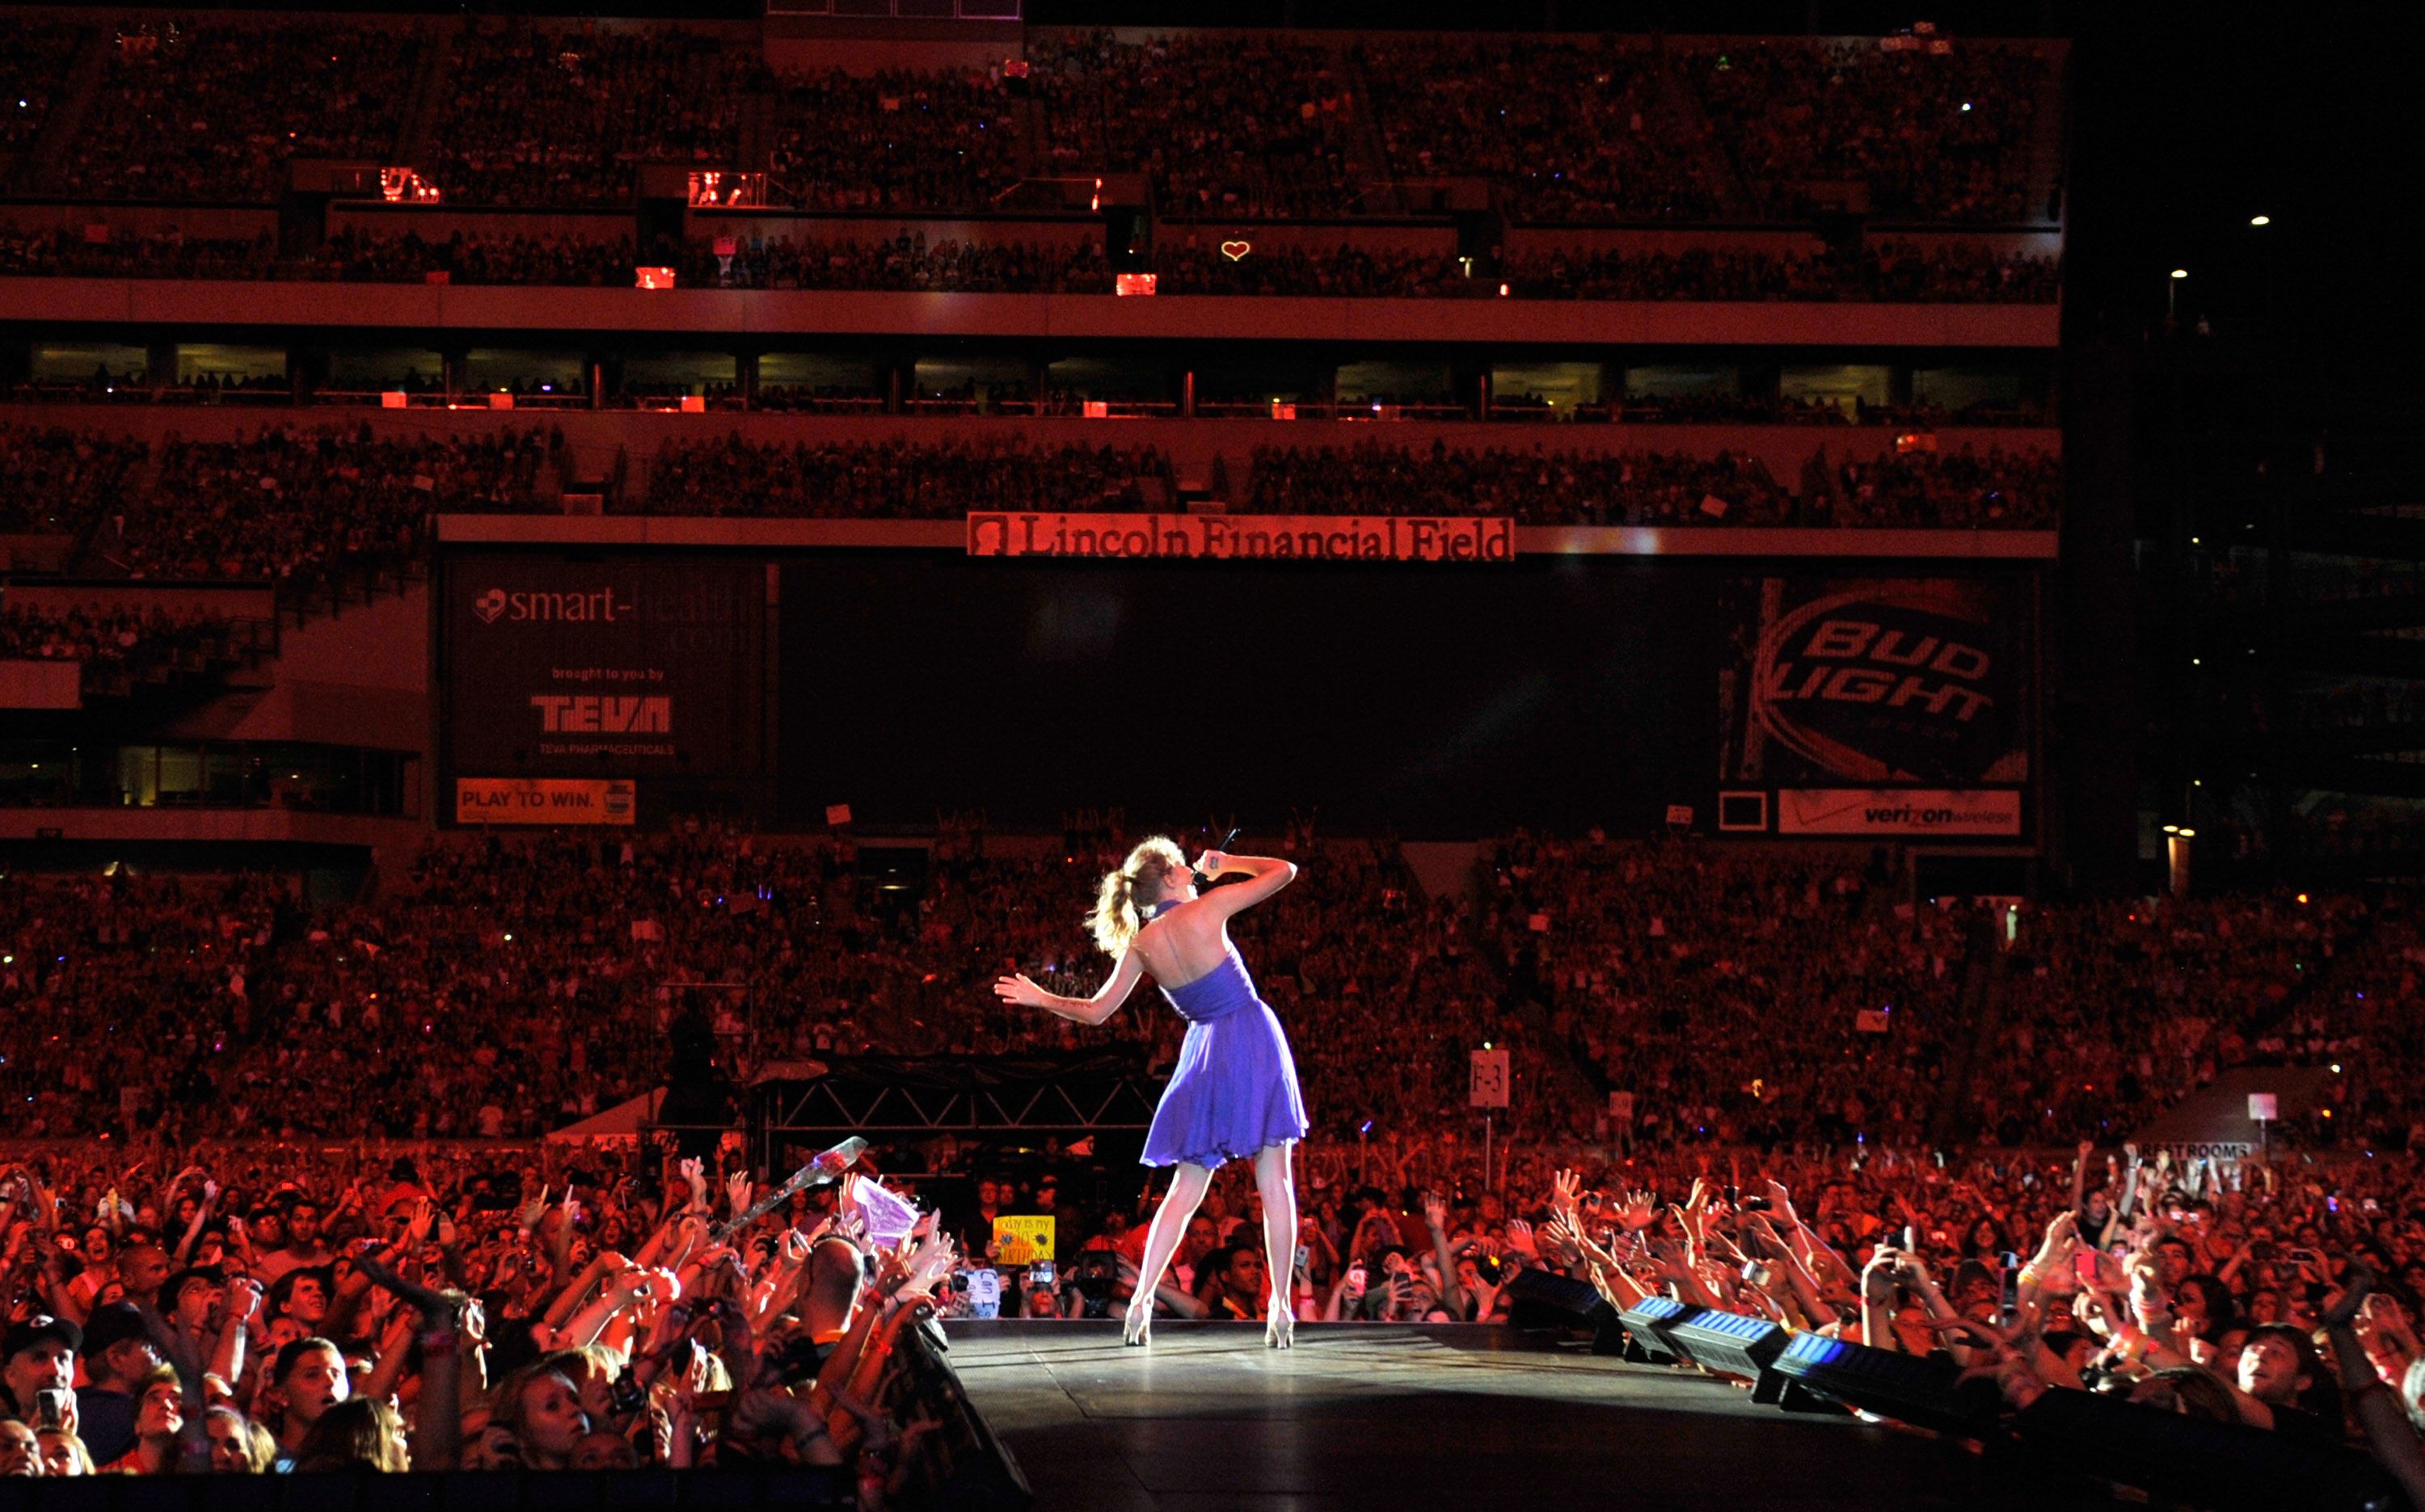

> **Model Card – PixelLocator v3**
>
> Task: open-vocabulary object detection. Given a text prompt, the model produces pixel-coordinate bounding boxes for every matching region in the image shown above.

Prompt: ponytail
[1086,836,1187,958]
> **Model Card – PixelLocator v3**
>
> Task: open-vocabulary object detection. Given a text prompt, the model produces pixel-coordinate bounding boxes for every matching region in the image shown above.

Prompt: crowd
[76,23,418,202]
[95,425,555,594]
[640,435,1170,520]
[295,228,639,287]
[1506,238,2059,302]
[0,1136,965,1492]
[0,226,276,280]
[1690,40,2050,222]
[1356,36,1722,221]
[1242,440,1794,525]
[768,68,1019,214]
[685,232,1107,293]
[0,21,83,187]
[1809,442,2064,529]
[2,825,2423,1486]
[0,220,2059,304]
[1031,31,1372,220]
[0,423,146,536]
[1988,893,2371,1146]
[4,422,2063,567]
[0,602,246,694]
[0,828,2405,1157]
[0,19,2055,229]
[432,26,765,208]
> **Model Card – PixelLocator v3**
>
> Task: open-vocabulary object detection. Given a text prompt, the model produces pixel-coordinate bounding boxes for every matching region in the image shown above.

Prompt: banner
[1777,788,2022,836]
[966,512,1513,563]
[445,557,765,781]
[993,1215,1056,1265]
[456,777,635,825]
[1721,575,2031,786]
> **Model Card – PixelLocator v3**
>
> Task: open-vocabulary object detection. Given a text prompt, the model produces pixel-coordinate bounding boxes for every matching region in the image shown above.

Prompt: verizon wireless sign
[1777,788,2022,836]
[966,512,1514,563]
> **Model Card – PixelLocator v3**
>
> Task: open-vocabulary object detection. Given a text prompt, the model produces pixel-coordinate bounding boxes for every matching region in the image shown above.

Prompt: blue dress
[1137,904,1310,1169]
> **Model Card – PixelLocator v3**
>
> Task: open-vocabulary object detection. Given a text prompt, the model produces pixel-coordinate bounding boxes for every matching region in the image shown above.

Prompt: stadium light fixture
[2170,268,2188,279]
[2250,214,2271,226]
[2161,824,2178,834]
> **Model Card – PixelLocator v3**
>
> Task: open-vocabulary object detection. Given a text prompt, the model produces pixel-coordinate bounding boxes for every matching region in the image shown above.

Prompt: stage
[943,1320,2115,1511]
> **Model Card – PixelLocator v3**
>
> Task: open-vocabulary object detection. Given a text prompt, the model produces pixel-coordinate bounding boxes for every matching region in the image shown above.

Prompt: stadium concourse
[1,3,2420,1510]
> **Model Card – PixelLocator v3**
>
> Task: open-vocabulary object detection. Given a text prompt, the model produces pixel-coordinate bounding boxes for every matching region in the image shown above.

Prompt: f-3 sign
[1470,1048,1511,1110]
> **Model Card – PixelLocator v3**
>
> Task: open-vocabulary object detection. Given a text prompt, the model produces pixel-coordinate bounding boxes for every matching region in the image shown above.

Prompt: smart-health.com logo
[470,587,630,625]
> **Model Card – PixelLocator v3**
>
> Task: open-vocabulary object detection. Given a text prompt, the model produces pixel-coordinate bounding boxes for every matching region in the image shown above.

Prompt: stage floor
[943,1320,2112,1511]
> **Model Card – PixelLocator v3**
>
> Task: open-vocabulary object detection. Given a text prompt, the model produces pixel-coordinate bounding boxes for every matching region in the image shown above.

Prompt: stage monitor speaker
[1503,1267,1626,1356]
[1617,1296,1705,1367]
[2013,1388,2402,1512]
[1668,1308,1792,1401]
[1771,1331,1988,1437]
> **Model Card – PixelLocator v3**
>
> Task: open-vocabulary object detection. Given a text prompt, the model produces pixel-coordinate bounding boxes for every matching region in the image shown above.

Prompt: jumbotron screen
[771,554,2036,838]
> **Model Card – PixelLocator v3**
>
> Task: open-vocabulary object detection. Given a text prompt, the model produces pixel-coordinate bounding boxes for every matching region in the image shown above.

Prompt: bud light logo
[1748,583,2024,785]
[474,588,508,624]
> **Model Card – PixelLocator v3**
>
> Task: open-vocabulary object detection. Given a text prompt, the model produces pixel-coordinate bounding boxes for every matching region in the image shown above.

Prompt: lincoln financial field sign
[967,512,1516,562]
[444,558,768,789]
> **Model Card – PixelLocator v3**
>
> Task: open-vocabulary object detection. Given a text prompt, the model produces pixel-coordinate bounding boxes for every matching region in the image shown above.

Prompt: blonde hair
[1088,837,1188,957]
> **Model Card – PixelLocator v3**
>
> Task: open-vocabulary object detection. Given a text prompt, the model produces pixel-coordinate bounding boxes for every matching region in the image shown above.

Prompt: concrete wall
[0,278,2060,347]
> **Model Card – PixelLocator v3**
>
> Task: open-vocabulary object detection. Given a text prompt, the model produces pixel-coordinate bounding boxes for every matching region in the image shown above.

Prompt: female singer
[994,840,1308,1347]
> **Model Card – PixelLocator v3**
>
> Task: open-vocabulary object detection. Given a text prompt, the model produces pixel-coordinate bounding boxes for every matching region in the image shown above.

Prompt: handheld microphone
[1193,827,1240,891]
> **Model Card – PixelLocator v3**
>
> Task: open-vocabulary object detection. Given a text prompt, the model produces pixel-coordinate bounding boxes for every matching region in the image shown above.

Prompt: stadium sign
[1774,788,2022,836]
[443,557,768,785]
[456,777,636,825]
[966,512,1515,563]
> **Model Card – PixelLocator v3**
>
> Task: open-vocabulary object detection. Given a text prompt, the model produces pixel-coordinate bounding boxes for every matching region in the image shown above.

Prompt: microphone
[1192,827,1241,891]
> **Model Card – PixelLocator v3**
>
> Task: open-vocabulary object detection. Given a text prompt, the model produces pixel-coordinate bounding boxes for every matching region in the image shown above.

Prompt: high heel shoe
[1264,1308,1294,1350]
[1122,1300,1152,1347]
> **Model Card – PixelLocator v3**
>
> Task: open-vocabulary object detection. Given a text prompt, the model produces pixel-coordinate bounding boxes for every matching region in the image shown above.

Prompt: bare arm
[2323,1274,2425,1510]
[995,948,1147,1027]
[1191,853,1298,921]
[1422,1193,1467,1319]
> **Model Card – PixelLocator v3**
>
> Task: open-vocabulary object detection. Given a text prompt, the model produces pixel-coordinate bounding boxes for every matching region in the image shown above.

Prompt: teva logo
[529,696,672,734]
[473,588,630,625]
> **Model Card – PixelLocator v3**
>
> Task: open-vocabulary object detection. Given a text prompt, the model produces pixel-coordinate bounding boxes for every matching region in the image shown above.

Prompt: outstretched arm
[996,949,1147,1027]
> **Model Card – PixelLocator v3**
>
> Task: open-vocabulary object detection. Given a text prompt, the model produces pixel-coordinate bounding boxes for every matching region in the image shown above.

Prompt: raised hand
[1503,1219,1538,1258]
[1762,1180,1797,1223]
[1550,1169,1583,1221]
[1615,1190,1658,1233]
[1422,1191,1449,1231]
[725,1171,753,1218]
[2323,1262,2376,1331]
[906,1231,957,1295]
